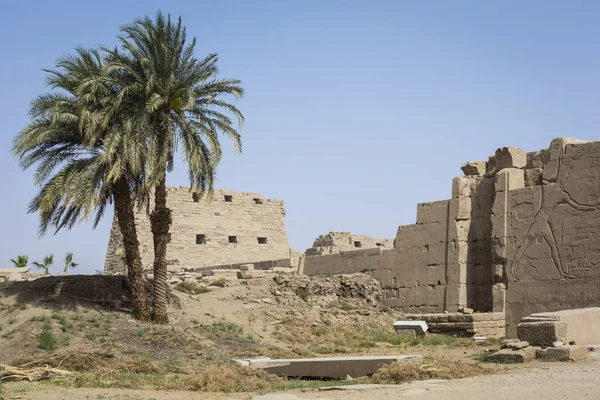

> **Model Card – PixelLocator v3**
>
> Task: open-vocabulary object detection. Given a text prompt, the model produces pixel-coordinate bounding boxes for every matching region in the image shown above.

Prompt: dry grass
[372,358,492,383]
[208,277,228,288]
[174,281,211,295]
[182,364,283,392]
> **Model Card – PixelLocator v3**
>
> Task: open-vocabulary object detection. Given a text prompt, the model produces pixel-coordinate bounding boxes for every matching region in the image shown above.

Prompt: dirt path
[5,360,600,400]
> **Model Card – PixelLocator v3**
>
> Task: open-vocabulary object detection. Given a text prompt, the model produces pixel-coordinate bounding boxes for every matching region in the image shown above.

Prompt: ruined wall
[104,187,290,273]
[497,138,600,337]
[304,173,496,314]
[304,137,600,333]
[305,232,393,255]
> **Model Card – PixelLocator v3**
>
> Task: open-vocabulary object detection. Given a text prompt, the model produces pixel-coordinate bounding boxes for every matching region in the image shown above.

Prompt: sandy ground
[5,359,600,400]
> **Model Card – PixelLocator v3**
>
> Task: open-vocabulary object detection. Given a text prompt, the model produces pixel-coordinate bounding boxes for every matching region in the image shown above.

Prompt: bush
[39,320,58,352]
[208,277,228,287]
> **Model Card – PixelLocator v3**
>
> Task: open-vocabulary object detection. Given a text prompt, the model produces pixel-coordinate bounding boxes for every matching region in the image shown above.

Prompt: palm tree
[102,12,244,323]
[33,255,54,275]
[12,48,151,321]
[63,252,79,274]
[10,255,28,268]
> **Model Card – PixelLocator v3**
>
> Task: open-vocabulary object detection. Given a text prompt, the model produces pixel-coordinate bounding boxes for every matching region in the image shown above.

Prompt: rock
[261,298,272,304]
[8,273,23,282]
[517,321,568,347]
[459,307,474,314]
[501,339,520,349]
[535,346,588,362]
[506,341,529,350]
[273,289,282,296]
[168,278,183,285]
[461,161,486,176]
[487,348,535,363]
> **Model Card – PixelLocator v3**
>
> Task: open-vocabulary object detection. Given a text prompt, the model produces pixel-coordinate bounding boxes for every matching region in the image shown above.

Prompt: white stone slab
[232,355,422,378]
[393,320,428,335]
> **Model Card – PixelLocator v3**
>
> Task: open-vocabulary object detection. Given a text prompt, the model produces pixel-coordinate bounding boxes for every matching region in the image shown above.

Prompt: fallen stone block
[517,321,567,347]
[535,346,588,362]
[237,271,253,280]
[503,340,529,350]
[393,321,428,337]
[487,348,535,363]
[458,307,474,314]
[232,355,423,378]
[521,308,600,346]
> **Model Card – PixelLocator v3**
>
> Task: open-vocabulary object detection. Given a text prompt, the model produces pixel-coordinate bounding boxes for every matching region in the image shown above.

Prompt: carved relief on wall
[508,140,600,282]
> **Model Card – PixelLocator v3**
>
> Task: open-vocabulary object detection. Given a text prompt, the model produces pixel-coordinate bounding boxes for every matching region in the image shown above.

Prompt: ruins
[303,138,600,337]
[104,188,291,274]
[103,137,600,338]
[305,232,393,255]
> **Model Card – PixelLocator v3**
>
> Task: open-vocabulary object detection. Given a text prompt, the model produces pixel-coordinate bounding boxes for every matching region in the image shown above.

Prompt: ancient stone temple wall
[104,187,290,274]
[498,139,600,337]
[304,138,600,336]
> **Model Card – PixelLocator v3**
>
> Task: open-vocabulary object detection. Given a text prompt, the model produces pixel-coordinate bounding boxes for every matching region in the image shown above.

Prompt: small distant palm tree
[63,252,78,274]
[10,255,28,268]
[10,256,29,268]
[32,255,54,275]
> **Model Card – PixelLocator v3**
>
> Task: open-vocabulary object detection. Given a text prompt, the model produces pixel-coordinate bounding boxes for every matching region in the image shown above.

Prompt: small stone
[261,298,272,304]
[459,307,474,314]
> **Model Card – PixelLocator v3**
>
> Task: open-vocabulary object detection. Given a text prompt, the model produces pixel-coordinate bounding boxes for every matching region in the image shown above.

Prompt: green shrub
[39,321,58,352]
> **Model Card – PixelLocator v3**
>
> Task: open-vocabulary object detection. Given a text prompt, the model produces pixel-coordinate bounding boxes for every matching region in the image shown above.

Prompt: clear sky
[1,1,599,275]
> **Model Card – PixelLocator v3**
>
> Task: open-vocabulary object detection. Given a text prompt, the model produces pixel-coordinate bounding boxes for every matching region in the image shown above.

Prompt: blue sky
[1,1,599,274]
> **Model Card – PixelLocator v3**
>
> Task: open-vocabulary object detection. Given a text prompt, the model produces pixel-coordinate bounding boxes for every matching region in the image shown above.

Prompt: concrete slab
[232,355,423,378]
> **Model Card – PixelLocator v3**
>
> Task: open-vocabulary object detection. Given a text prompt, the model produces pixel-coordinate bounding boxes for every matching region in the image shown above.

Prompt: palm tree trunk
[113,176,151,321]
[150,171,171,324]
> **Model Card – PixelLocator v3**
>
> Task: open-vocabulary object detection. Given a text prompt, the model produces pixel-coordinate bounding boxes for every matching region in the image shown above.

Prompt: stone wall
[104,187,290,274]
[497,138,600,337]
[305,232,393,255]
[304,138,600,338]
[404,312,505,338]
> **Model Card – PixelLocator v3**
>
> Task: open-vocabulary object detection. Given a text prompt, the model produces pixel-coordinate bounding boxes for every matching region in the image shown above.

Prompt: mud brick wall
[404,312,505,338]
[104,187,290,273]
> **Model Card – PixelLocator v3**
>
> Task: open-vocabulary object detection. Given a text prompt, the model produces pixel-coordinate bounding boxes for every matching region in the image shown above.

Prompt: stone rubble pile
[272,273,383,307]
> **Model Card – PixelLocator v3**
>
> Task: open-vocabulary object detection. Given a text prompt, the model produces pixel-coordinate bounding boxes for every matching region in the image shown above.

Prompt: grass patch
[372,358,491,383]
[52,312,74,331]
[175,281,211,295]
[31,315,49,322]
[39,320,58,352]
[1,329,16,339]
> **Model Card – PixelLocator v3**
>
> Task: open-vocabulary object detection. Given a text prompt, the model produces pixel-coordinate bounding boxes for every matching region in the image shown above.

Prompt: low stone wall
[183,257,294,273]
[404,312,505,338]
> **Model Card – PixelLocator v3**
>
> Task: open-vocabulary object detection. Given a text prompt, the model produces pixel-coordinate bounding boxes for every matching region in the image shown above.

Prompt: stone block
[524,168,542,187]
[461,161,486,176]
[517,321,568,347]
[535,346,588,362]
[239,264,254,271]
[393,321,428,336]
[495,146,527,171]
[487,347,535,363]
[416,200,450,224]
[458,307,474,314]
[231,355,423,378]
[495,168,525,192]
[237,271,254,280]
